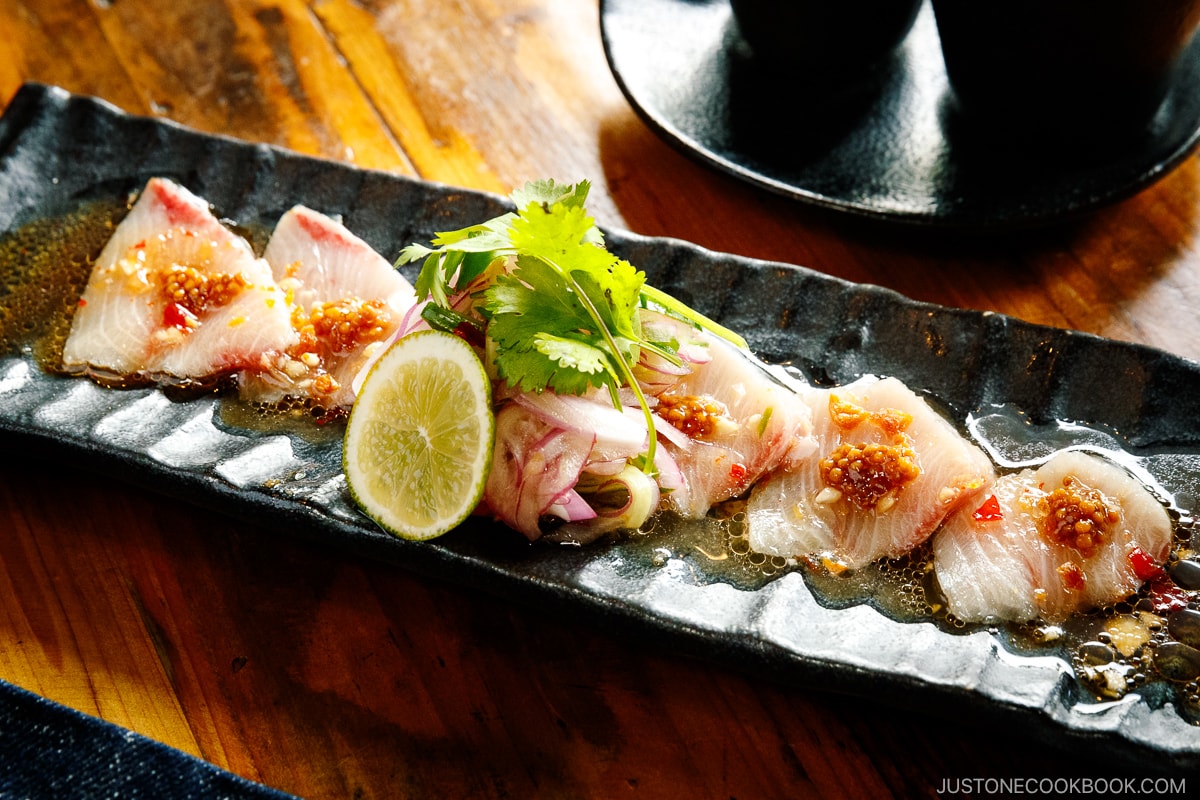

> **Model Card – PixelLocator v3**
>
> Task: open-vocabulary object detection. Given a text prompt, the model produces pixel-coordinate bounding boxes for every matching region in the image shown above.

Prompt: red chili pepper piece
[972,494,1003,522]
[163,302,193,331]
[1127,546,1164,582]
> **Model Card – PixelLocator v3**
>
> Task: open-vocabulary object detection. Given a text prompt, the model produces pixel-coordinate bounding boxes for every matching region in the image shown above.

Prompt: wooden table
[2,1,1198,797]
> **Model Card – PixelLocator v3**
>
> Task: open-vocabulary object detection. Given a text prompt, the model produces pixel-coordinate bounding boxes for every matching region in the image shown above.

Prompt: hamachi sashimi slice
[746,375,995,570]
[238,205,417,409]
[62,178,295,382]
[932,450,1173,624]
[655,336,816,518]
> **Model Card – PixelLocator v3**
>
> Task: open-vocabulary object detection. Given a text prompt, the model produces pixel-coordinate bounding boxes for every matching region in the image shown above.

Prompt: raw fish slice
[746,375,994,569]
[656,336,815,518]
[264,205,415,311]
[62,178,294,382]
[933,450,1174,623]
[927,472,1044,622]
[240,205,417,409]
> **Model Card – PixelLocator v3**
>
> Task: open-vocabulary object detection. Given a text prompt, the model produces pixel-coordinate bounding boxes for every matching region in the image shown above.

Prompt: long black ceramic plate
[600,0,1200,229]
[4,83,1200,773]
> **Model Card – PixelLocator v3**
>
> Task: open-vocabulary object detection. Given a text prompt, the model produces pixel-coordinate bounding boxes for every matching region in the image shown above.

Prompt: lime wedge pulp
[343,329,494,541]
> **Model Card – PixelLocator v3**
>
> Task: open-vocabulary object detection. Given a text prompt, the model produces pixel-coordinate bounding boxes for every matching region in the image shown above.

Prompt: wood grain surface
[2,1,1199,797]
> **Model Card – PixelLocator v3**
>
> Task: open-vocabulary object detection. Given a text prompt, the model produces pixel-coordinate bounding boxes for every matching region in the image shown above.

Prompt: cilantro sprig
[396,179,746,474]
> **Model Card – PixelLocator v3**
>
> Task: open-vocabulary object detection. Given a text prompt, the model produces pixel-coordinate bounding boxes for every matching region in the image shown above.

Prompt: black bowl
[729,0,923,79]
[931,0,1200,148]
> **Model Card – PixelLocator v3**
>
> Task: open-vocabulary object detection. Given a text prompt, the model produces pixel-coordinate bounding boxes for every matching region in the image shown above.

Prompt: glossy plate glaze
[3,84,1200,776]
[599,0,1200,229]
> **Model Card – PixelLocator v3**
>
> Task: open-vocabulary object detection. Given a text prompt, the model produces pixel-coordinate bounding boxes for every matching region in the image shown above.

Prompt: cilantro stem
[548,258,660,477]
[640,284,747,350]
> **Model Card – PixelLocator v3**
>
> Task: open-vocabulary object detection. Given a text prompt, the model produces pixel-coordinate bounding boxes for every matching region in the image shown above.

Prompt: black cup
[729,0,924,75]
[930,0,1200,146]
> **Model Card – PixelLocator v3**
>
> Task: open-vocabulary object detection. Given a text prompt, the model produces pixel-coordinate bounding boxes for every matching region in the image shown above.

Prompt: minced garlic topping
[819,440,919,512]
[656,393,735,439]
[1039,475,1120,558]
[161,265,247,316]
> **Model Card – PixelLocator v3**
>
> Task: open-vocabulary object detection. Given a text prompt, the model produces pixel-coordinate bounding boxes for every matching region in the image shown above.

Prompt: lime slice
[343,329,494,540]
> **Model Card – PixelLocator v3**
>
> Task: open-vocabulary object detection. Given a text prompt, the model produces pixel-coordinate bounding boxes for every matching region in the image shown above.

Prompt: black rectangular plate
[4,83,1200,772]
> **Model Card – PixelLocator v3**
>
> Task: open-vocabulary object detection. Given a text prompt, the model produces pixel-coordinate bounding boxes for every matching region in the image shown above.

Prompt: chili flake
[972,494,1003,522]
[1127,546,1164,582]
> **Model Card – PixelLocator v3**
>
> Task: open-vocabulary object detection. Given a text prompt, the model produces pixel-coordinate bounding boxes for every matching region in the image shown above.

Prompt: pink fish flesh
[238,205,417,409]
[62,178,295,383]
[655,336,816,518]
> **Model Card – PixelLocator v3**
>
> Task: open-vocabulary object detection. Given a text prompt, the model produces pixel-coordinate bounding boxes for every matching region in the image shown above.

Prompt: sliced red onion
[545,463,661,545]
[632,355,691,397]
[652,441,685,493]
[676,340,712,365]
[514,391,645,461]
[397,299,430,337]
[485,403,594,540]
[545,488,597,523]
[581,458,628,477]
[638,308,713,365]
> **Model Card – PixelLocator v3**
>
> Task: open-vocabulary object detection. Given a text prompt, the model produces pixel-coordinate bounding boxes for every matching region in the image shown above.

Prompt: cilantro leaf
[509,196,600,261]
[511,179,599,240]
[486,257,590,341]
[485,257,627,397]
[395,178,745,477]
[569,257,644,344]
[531,334,613,381]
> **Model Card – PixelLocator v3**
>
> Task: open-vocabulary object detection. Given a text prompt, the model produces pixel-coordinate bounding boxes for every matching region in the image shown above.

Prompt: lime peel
[343,329,494,541]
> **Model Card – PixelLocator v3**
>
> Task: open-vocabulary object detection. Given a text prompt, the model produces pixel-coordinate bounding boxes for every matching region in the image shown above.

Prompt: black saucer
[600,0,1200,230]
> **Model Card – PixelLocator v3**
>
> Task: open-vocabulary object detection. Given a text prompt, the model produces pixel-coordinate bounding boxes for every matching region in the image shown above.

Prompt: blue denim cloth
[0,680,296,800]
